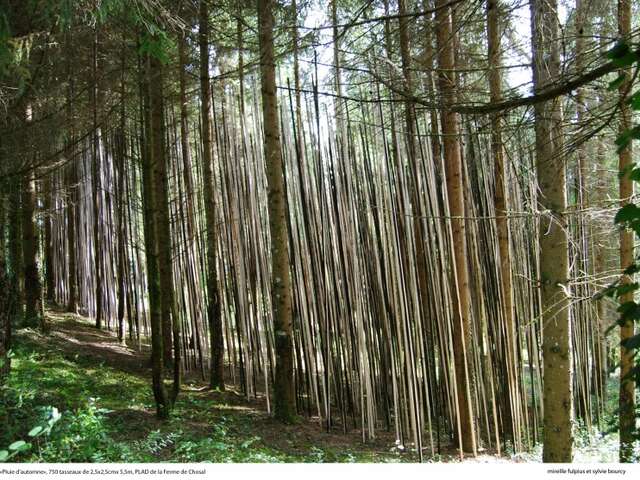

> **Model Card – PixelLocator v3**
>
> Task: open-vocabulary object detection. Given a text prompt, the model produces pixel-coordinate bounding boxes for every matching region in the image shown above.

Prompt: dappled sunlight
[1,0,638,468]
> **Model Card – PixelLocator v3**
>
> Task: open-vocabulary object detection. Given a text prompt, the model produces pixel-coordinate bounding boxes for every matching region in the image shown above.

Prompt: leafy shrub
[0,406,61,462]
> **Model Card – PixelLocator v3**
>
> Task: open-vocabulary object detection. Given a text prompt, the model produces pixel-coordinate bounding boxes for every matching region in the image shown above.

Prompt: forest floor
[0,309,620,463]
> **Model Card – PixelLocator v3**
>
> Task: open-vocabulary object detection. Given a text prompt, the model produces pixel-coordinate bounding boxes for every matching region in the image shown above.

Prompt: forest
[0,0,639,466]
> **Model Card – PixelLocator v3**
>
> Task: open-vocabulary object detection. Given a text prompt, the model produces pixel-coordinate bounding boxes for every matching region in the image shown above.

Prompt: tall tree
[43,174,55,304]
[21,170,42,328]
[434,0,476,455]
[91,26,104,330]
[116,47,128,345]
[141,45,170,419]
[530,0,573,462]
[0,191,5,264]
[21,105,43,329]
[149,43,181,402]
[6,181,22,321]
[617,0,635,464]
[0,193,11,384]
[257,0,295,423]
[65,35,78,314]
[66,147,78,314]
[199,0,225,390]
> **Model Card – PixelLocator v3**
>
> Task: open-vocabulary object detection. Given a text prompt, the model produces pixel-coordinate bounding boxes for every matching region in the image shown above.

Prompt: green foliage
[2,330,411,463]
[91,0,128,25]
[138,30,176,65]
[608,42,640,69]
[0,349,12,371]
[615,126,640,155]
[0,22,33,88]
[0,337,149,462]
[606,39,640,455]
[0,11,11,76]
[38,400,113,462]
[609,73,627,91]
[0,406,61,462]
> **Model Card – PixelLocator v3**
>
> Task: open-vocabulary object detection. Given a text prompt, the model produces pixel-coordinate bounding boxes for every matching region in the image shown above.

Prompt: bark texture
[0,218,11,384]
[141,50,170,420]
[258,0,296,423]
[199,0,225,391]
[434,0,476,455]
[530,0,573,463]
[617,0,636,464]
[22,170,43,329]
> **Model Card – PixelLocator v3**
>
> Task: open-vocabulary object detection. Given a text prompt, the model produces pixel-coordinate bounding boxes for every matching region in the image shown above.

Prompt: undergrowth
[0,329,408,463]
[4,321,627,463]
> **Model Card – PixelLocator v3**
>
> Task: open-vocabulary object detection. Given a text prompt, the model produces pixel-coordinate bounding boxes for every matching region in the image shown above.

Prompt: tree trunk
[116,50,127,345]
[7,180,22,322]
[65,45,78,315]
[258,0,295,423]
[148,61,172,367]
[66,149,78,314]
[22,102,43,330]
[199,0,225,390]
[22,170,43,329]
[530,0,573,462]
[148,50,181,402]
[43,174,55,305]
[0,191,5,264]
[617,0,635,464]
[434,0,477,456]
[0,198,11,384]
[141,49,170,420]
[91,27,104,330]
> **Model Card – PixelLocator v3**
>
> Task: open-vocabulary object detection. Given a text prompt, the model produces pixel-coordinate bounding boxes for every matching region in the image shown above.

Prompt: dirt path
[43,309,151,377]
[20,309,416,461]
[15,310,609,462]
